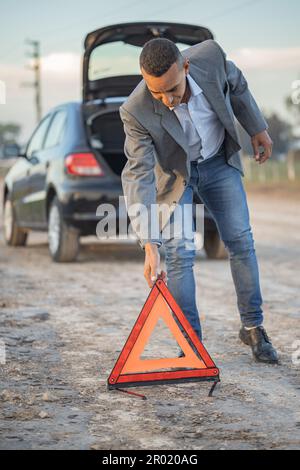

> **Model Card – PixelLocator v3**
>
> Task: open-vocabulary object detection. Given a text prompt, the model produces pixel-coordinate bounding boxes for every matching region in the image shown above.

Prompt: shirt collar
[187,73,203,97]
[169,73,203,110]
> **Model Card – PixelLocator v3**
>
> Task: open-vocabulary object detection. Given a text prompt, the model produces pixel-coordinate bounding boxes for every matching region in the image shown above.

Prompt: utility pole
[22,39,42,123]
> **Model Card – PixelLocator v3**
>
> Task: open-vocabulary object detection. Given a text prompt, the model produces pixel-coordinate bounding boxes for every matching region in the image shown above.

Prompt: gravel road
[0,178,299,450]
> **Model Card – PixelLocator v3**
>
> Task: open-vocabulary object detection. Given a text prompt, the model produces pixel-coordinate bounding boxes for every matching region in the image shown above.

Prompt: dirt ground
[0,177,299,450]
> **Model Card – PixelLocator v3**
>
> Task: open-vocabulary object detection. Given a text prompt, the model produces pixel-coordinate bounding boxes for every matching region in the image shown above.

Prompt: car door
[13,115,52,225]
[28,108,68,226]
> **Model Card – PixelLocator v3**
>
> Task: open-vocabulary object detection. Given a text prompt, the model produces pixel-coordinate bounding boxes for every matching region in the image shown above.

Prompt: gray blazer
[119,39,268,249]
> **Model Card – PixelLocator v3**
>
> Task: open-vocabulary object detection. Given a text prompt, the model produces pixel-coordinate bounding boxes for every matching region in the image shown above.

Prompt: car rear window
[88,41,190,81]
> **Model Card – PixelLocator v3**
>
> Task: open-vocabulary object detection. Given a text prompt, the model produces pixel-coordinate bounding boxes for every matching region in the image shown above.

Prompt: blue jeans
[163,145,263,340]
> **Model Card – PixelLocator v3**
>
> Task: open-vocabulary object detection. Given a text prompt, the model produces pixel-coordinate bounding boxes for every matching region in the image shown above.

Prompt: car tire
[204,229,228,259]
[48,196,80,262]
[3,196,28,246]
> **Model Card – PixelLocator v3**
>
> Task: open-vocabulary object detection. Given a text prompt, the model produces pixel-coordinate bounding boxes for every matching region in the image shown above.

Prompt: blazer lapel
[153,98,189,156]
[151,60,238,154]
[188,62,238,141]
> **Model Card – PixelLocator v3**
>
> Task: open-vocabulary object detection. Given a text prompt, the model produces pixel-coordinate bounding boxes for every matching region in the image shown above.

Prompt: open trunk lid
[82,21,213,102]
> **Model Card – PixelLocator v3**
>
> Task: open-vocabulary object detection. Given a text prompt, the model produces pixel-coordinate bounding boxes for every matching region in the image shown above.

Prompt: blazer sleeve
[214,41,268,137]
[119,105,162,250]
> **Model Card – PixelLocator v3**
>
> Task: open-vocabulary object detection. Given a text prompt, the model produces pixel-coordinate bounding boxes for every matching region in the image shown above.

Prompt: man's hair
[139,38,184,77]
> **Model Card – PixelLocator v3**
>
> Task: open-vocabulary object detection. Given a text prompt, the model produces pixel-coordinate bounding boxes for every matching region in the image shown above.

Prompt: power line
[201,0,264,22]
[150,0,198,18]
[0,0,142,61]
[147,0,265,23]
[32,0,142,39]
[0,0,266,62]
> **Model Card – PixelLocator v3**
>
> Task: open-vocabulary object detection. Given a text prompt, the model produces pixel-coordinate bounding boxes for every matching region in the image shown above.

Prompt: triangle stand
[107,277,220,399]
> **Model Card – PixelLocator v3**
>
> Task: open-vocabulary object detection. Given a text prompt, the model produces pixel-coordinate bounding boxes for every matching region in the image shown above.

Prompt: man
[119,38,278,364]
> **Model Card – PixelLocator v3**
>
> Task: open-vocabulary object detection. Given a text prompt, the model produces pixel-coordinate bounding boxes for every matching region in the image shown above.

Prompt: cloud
[0,53,81,142]
[228,47,300,70]
[1,48,298,142]
[0,52,81,92]
[39,52,81,79]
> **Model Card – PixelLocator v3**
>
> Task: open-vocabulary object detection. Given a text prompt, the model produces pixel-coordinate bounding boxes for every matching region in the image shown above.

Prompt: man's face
[141,58,189,108]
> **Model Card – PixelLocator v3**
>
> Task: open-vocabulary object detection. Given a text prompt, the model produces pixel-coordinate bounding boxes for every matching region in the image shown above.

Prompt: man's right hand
[144,243,167,288]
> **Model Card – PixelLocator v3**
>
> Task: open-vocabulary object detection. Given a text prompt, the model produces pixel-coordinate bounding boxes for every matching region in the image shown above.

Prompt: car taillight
[65,152,104,176]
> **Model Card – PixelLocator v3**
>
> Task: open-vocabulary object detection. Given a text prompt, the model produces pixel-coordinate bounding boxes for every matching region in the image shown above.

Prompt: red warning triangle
[107,278,219,392]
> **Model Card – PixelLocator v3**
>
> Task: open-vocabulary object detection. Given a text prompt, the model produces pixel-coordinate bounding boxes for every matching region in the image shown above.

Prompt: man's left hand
[251,130,273,164]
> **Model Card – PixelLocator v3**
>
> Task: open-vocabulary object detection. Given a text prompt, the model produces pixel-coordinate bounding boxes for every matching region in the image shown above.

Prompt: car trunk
[85,104,127,176]
[82,22,213,103]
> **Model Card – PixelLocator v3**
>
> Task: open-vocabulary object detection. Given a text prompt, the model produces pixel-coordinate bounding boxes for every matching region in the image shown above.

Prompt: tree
[285,79,300,125]
[264,112,293,157]
[0,123,21,146]
[237,112,293,159]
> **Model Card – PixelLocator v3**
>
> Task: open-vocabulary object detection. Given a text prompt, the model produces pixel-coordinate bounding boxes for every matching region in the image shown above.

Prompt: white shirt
[169,73,225,162]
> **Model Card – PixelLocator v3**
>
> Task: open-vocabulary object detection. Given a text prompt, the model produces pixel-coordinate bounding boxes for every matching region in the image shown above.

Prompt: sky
[0,0,300,142]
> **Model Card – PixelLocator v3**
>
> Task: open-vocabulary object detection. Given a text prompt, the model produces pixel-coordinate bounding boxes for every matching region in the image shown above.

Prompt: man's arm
[119,106,166,287]
[214,41,273,164]
[120,105,161,249]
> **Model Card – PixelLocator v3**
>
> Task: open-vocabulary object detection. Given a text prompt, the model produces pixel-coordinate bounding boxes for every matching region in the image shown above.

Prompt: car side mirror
[18,152,27,159]
[27,152,39,165]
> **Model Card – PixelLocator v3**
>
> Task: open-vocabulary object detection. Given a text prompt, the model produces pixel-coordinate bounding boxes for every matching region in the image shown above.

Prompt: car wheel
[3,196,28,246]
[204,229,228,259]
[48,196,80,262]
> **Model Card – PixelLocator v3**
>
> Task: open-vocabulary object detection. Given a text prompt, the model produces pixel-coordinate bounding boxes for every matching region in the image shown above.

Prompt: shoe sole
[253,356,279,365]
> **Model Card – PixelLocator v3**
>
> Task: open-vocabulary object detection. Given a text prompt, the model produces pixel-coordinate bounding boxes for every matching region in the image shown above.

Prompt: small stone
[90,444,100,450]
[0,390,12,401]
[39,411,50,419]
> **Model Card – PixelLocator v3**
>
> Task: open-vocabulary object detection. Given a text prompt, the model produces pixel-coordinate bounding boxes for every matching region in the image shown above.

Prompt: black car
[2,21,227,262]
